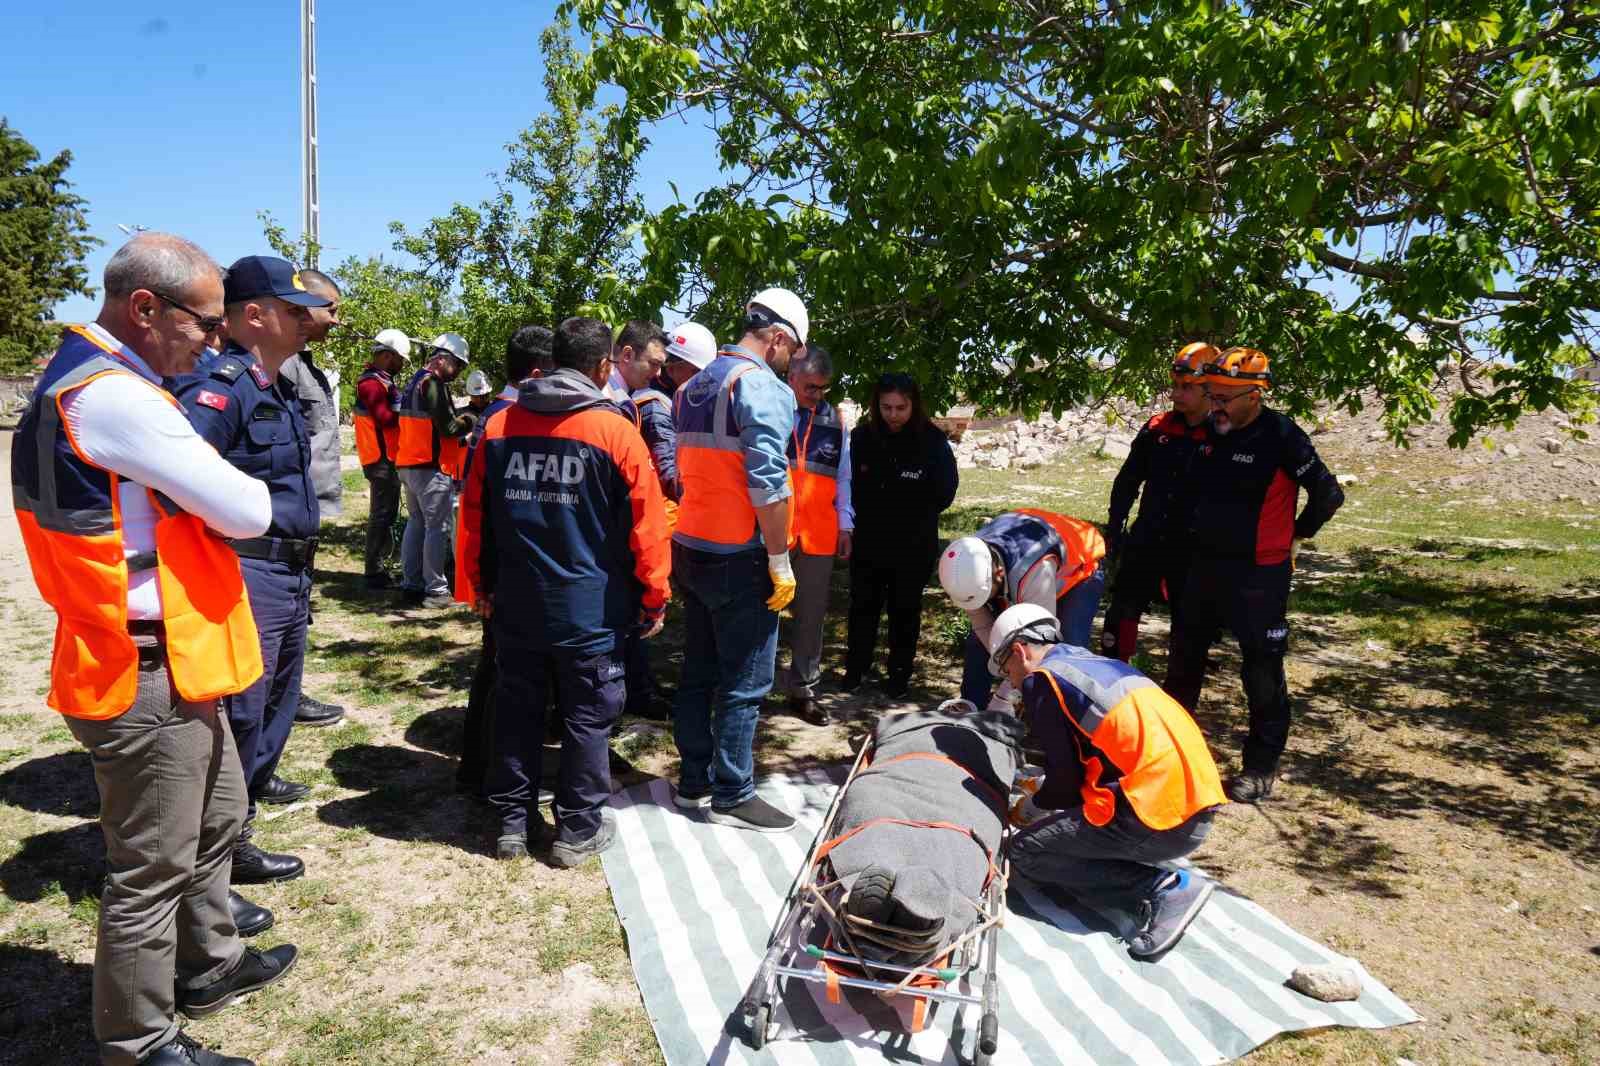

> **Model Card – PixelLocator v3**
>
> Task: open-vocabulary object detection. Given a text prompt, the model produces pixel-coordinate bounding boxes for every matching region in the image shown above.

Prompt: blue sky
[2,1,716,323]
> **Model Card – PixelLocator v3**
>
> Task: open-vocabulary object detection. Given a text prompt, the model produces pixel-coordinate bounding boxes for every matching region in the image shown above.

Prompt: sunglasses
[153,292,225,334]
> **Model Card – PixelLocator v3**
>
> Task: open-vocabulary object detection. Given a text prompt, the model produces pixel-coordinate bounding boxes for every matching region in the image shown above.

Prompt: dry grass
[3,435,1599,1064]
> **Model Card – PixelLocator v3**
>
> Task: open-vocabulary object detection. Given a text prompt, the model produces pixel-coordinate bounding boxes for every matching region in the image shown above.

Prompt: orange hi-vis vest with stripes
[786,399,844,555]
[673,352,768,550]
[352,367,400,466]
[11,328,263,719]
[1012,508,1107,597]
[396,367,462,473]
[1026,644,1225,830]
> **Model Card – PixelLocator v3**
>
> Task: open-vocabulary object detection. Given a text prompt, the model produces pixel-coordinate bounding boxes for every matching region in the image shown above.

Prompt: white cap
[939,536,996,611]
[747,286,809,347]
[430,332,470,365]
[372,328,411,359]
[465,369,492,397]
[987,603,1061,676]
[664,321,717,370]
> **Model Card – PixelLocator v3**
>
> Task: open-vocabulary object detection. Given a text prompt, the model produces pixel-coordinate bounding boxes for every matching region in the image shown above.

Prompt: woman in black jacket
[844,373,959,696]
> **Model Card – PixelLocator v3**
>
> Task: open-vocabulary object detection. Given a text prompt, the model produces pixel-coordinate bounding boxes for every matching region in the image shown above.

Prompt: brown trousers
[65,637,246,1065]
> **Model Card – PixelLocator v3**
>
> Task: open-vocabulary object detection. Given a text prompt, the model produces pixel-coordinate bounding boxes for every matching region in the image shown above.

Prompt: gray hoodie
[517,367,614,415]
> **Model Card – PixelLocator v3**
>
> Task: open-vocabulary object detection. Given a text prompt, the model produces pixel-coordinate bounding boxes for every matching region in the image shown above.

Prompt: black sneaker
[549,812,617,868]
[140,1030,253,1065]
[496,836,528,861]
[422,593,456,610]
[293,695,345,727]
[706,794,795,834]
[1225,771,1277,803]
[176,944,298,1018]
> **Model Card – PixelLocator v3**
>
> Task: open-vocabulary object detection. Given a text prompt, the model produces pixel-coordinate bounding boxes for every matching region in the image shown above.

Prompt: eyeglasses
[153,292,225,334]
[1205,386,1258,404]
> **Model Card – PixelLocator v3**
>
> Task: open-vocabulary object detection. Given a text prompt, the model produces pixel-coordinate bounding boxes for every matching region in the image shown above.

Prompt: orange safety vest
[673,351,769,550]
[786,400,844,555]
[12,328,263,719]
[395,368,463,473]
[352,367,401,466]
[1014,508,1107,596]
[1028,645,1225,830]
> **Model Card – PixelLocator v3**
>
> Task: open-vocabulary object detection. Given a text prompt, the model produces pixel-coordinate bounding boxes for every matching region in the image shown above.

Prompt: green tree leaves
[563,0,1600,437]
[0,119,98,373]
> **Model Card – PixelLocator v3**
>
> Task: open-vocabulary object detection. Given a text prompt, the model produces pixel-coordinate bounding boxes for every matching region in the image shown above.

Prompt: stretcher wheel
[750,1002,772,1050]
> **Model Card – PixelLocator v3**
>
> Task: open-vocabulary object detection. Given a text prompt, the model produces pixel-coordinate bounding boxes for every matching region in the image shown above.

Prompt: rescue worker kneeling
[991,604,1227,958]
[457,316,671,865]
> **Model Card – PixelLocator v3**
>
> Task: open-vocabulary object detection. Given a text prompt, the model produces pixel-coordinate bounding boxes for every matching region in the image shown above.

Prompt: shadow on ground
[0,750,98,818]
[0,945,96,1065]
[0,822,103,905]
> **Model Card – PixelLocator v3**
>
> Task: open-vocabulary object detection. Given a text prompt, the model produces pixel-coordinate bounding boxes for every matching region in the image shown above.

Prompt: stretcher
[741,710,1013,1064]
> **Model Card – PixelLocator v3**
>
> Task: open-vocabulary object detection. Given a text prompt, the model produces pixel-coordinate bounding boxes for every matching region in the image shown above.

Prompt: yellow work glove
[766,551,797,612]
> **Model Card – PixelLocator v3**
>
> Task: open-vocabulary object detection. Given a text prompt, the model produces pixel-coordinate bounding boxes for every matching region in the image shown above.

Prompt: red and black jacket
[1107,411,1211,550]
[1186,407,1344,566]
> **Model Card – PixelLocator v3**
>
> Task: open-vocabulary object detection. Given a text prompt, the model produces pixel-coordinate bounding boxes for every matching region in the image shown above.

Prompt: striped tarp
[602,770,1418,1065]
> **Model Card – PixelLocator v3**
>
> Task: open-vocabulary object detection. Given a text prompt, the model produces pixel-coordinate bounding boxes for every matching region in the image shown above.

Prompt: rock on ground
[1287,963,1363,1003]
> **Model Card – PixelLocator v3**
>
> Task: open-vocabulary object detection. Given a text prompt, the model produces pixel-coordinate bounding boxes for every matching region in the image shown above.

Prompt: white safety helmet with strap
[430,332,470,365]
[665,321,718,370]
[939,535,996,611]
[747,287,809,347]
[987,603,1061,677]
[372,328,412,360]
[464,369,492,397]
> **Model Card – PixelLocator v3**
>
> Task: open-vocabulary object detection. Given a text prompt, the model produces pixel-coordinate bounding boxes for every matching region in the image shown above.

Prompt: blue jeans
[672,543,778,808]
[960,561,1107,705]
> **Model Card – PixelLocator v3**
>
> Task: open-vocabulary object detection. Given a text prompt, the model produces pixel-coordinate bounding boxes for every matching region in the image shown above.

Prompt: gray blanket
[827,709,1020,963]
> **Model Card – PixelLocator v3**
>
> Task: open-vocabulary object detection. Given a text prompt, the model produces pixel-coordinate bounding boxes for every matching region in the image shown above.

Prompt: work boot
[788,694,831,726]
[176,944,298,1019]
[231,841,304,884]
[293,694,345,727]
[495,836,529,861]
[549,811,617,868]
[1127,869,1214,958]
[227,891,273,939]
[422,593,455,610]
[1225,770,1278,804]
[139,1030,253,1065]
[257,776,310,805]
[707,794,795,834]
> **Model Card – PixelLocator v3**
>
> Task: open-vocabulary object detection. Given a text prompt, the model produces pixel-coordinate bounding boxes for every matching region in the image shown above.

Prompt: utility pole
[300,0,321,265]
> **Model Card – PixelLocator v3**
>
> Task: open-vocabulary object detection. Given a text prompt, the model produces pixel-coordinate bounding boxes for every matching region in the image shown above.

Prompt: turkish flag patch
[196,389,229,412]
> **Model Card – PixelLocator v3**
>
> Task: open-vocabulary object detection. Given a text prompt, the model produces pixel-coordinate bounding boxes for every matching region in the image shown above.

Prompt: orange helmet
[1203,346,1272,388]
[1172,342,1219,377]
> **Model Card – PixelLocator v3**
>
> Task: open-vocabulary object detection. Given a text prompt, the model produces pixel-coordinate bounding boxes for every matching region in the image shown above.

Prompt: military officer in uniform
[172,255,327,886]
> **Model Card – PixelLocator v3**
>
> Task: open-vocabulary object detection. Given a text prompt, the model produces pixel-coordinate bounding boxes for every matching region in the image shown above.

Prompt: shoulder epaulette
[209,356,248,383]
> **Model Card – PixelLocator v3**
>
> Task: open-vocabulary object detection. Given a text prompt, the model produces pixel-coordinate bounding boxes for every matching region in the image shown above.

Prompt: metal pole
[300,0,320,265]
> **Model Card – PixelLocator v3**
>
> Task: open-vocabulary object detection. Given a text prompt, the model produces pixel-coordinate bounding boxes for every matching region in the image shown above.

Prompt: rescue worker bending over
[173,255,330,887]
[670,287,806,833]
[940,508,1107,708]
[993,604,1227,959]
[16,234,293,1066]
[396,333,472,607]
[1100,342,1216,662]
[458,317,670,865]
[1164,348,1345,803]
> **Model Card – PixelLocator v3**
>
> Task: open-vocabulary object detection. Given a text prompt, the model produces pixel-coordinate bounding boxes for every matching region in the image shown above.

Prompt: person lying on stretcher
[826,700,1021,965]
[988,603,1228,958]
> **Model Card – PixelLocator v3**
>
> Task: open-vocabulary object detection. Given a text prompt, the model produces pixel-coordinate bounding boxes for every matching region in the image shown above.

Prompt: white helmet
[465,369,492,397]
[939,536,996,611]
[987,603,1061,676]
[372,328,411,359]
[430,332,470,365]
[664,321,717,370]
[747,286,809,347]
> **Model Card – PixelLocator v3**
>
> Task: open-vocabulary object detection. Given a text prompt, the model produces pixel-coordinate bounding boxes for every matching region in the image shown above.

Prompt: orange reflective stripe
[866,752,1007,812]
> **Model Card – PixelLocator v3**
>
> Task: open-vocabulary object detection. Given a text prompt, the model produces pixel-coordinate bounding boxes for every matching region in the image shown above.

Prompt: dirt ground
[2,404,1598,1065]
